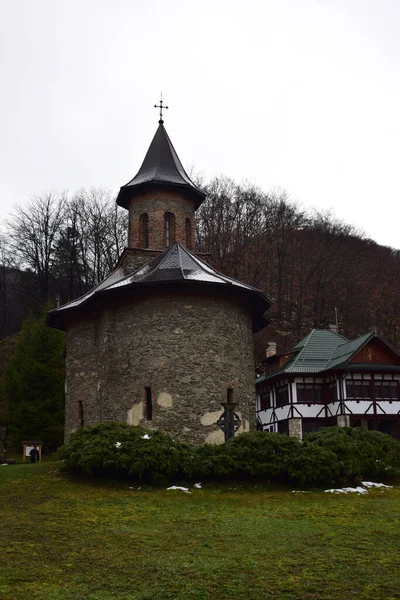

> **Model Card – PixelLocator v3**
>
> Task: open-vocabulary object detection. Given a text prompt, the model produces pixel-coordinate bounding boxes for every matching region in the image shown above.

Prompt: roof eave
[116,180,207,210]
[47,278,271,332]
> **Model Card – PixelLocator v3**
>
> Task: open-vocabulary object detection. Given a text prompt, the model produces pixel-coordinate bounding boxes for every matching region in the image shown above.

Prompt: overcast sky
[1,0,399,248]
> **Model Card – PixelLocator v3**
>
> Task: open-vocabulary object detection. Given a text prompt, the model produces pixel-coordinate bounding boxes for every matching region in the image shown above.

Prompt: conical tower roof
[47,244,272,333]
[116,122,206,209]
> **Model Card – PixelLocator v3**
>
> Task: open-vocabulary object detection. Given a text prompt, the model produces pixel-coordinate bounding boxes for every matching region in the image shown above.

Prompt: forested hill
[195,177,400,360]
[1,180,399,362]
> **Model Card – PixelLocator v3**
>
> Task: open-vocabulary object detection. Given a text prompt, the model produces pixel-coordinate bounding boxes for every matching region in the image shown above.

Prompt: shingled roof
[328,332,372,369]
[47,244,272,332]
[256,329,395,384]
[116,122,206,209]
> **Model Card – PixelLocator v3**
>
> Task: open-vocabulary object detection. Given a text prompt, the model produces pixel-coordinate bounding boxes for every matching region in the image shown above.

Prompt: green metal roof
[256,329,392,384]
[285,329,348,373]
[328,332,372,369]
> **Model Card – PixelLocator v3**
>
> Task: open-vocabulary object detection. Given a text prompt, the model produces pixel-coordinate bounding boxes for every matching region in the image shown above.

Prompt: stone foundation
[337,414,350,427]
[288,418,302,440]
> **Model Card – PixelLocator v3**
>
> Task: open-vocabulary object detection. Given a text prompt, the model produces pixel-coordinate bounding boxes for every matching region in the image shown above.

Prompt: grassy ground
[5,450,58,464]
[1,463,400,600]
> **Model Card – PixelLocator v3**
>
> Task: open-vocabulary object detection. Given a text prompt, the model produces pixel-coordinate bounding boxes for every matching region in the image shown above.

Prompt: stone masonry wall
[64,290,256,444]
[65,320,99,436]
[128,190,196,251]
[119,248,213,276]
[120,249,162,275]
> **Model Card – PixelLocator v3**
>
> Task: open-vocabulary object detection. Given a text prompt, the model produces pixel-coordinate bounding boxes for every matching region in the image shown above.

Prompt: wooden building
[256,328,400,439]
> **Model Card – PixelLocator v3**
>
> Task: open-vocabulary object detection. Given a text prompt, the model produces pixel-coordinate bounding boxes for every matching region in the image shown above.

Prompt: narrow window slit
[140,213,149,248]
[185,217,192,247]
[164,212,175,247]
[145,387,153,421]
[78,401,84,427]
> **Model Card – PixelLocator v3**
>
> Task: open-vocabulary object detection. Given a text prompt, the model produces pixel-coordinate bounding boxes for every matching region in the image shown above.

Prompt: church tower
[116,110,206,273]
[47,105,272,445]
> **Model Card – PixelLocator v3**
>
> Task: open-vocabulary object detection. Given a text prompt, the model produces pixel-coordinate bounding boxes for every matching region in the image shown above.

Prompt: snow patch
[325,482,393,494]
[167,486,191,493]
[194,483,202,489]
[361,481,393,489]
[141,434,151,440]
[325,487,367,494]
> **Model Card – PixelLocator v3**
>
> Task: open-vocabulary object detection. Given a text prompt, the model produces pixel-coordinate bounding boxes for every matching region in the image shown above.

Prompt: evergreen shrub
[58,422,193,481]
[287,443,341,485]
[304,426,400,481]
[58,423,400,485]
[222,431,300,479]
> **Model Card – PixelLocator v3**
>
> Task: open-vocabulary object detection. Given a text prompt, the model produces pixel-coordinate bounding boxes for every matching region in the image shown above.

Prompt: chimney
[266,342,277,358]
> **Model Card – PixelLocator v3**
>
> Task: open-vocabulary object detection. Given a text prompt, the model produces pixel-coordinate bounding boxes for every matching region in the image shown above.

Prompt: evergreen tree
[4,308,65,446]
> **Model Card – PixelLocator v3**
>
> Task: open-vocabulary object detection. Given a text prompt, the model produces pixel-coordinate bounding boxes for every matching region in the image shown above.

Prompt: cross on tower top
[154,93,168,124]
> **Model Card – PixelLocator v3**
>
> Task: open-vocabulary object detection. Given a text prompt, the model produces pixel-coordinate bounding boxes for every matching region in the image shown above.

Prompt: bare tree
[73,188,127,287]
[0,235,8,330]
[53,188,127,301]
[7,192,66,302]
[6,188,127,309]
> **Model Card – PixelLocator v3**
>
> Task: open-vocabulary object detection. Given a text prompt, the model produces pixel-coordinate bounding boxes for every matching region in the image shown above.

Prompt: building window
[140,213,149,248]
[374,381,399,400]
[302,419,323,434]
[276,385,289,407]
[78,401,84,427]
[185,218,192,247]
[260,389,271,410]
[328,382,337,402]
[128,218,132,243]
[164,212,175,247]
[297,383,322,403]
[145,387,153,421]
[346,381,371,400]
[277,419,289,435]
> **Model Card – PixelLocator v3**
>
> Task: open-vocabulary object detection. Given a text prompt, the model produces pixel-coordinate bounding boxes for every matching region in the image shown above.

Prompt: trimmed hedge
[58,424,400,486]
[57,423,192,481]
[302,426,400,482]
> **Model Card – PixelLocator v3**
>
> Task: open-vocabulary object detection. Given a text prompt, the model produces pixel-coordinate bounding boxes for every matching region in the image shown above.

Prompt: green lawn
[5,450,59,464]
[1,463,400,600]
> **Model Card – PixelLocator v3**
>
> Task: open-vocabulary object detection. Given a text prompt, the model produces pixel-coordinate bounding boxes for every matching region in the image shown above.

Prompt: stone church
[47,114,272,444]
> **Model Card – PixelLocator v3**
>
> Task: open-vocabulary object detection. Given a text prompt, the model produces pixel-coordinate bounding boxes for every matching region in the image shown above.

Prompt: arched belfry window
[139,213,149,248]
[185,218,192,248]
[164,212,175,247]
